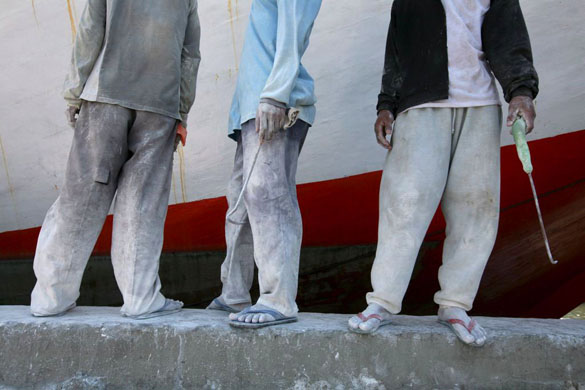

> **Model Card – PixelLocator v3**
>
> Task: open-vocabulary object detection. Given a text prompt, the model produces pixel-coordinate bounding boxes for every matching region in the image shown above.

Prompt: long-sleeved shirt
[63,0,201,125]
[228,0,322,139]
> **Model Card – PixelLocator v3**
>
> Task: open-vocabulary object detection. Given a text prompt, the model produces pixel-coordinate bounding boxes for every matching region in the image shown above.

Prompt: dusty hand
[175,123,188,151]
[507,95,536,134]
[256,102,286,143]
[66,105,80,129]
[375,110,394,150]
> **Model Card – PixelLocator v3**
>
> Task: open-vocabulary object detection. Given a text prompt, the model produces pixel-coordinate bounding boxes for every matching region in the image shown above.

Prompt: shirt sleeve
[482,0,539,102]
[62,0,107,108]
[377,2,403,116]
[259,0,322,106]
[179,0,202,127]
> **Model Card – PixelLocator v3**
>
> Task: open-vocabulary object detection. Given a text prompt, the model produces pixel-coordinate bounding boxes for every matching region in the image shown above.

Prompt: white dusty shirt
[411,0,500,111]
[63,0,201,125]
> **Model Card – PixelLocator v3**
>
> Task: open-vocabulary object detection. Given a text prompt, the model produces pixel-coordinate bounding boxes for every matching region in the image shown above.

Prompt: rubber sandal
[229,306,297,329]
[206,298,245,314]
[438,317,484,347]
[124,299,183,320]
[348,312,391,334]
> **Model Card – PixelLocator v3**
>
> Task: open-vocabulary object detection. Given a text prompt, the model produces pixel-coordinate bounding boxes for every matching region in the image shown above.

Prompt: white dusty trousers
[366,105,502,314]
[31,101,177,317]
[219,119,309,317]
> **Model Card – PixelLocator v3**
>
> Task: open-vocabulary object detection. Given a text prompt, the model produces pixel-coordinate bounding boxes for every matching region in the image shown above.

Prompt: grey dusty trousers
[219,119,309,317]
[31,101,177,316]
[367,105,502,314]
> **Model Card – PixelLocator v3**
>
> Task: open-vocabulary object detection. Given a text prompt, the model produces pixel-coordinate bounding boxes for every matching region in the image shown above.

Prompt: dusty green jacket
[63,0,201,125]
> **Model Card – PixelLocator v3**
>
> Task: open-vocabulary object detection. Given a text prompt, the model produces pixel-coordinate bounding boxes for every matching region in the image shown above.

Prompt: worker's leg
[230,119,308,323]
[31,102,132,316]
[110,110,179,317]
[435,105,502,346]
[349,108,452,332]
[214,135,255,311]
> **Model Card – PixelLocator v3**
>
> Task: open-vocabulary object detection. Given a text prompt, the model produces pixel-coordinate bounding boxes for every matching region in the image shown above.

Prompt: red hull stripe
[1,129,584,259]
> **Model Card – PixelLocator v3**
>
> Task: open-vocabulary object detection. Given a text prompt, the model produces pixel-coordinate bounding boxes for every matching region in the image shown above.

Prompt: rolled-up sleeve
[260,0,321,106]
[62,0,107,108]
[179,0,202,127]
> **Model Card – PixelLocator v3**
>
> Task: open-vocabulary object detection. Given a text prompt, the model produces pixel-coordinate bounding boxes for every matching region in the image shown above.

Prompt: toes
[251,314,261,323]
[472,325,487,346]
[358,318,380,332]
[348,316,361,329]
[260,313,275,323]
[452,324,475,344]
[474,333,487,346]
[228,313,238,321]
[244,314,254,323]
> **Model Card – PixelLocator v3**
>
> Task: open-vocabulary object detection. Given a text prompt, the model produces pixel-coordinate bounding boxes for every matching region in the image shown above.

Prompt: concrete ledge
[0,306,584,390]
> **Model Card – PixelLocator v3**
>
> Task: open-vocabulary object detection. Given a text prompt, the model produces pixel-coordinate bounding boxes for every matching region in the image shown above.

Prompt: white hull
[0,0,584,233]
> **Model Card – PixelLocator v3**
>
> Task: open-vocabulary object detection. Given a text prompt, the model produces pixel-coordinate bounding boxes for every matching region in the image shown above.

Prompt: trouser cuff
[256,296,298,318]
[434,296,472,311]
[365,294,401,315]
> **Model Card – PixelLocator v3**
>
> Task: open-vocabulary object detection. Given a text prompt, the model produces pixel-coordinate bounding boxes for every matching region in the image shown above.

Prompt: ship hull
[0,0,584,316]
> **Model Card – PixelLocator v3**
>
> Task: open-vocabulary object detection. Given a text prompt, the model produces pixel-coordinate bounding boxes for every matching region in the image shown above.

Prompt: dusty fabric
[31,101,177,317]
[63,0,201,125]
[219,120,308,317]
[411,0,500,110]
[228,0,322,139]
[366,105,502,314]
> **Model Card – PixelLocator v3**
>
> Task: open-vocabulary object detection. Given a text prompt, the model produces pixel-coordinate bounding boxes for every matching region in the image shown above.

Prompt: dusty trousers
[219,119,309,317]
[31,101,177,316]
[367,105,502,314]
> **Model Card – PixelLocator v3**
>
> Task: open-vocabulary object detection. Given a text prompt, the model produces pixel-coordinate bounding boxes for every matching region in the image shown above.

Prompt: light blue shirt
[228,0,322,139]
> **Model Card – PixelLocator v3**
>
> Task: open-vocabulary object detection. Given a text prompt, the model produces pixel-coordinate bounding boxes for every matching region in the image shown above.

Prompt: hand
[375,110,394,150]
[256,102,286,143]
[66,105,80,129]
[175,123,188,151]
[507,95,536,134]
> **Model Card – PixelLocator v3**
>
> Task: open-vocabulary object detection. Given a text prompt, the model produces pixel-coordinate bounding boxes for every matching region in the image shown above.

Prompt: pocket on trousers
[94,167,110,185]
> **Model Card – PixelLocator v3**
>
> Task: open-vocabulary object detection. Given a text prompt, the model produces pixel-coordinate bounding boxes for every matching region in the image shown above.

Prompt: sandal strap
[357,312,383,322]
[447,318,476,332]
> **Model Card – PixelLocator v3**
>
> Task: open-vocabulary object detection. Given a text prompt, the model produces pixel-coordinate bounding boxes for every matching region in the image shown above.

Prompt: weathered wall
[0,306,584,389]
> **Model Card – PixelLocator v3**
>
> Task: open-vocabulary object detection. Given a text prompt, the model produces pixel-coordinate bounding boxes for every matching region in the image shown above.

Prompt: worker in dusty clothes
[206,0,322,328]
[349,0,538,346]
[30,0,201,319]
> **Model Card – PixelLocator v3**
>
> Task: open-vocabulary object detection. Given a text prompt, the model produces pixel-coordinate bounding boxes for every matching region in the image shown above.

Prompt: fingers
[265,116,275,141]
[258,114,269,143]
[507,96,536,134]
[375,118,392,150]
[523,105,536,134]
[255,108,261,133]
[506,105,519,127]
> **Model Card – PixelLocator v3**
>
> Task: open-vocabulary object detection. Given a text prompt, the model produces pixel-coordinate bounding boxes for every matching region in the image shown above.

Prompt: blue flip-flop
[124,299,183,320]
[206,298,242,314]
[229,306,297,329]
